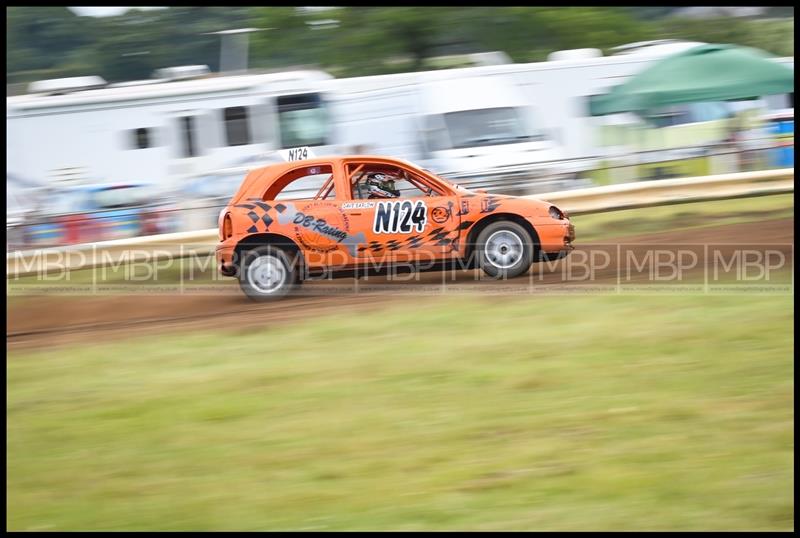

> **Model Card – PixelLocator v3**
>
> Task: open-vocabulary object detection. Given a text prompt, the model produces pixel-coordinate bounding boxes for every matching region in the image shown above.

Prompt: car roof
[256,154,414,173]
[233,154,418,202]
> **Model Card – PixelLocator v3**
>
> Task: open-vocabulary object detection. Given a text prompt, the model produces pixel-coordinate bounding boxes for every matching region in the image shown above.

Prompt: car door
[338,160,463,267]
[254,162,355,270]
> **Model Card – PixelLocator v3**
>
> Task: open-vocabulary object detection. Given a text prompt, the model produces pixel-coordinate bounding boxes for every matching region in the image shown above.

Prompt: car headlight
[549,205,566,220]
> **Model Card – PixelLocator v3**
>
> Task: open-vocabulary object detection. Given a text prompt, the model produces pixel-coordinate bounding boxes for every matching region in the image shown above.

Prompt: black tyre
[238,245,298,301]
[475,220,535,279]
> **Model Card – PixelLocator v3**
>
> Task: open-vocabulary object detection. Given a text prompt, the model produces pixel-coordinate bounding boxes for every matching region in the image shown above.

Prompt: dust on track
[7,218,794,351]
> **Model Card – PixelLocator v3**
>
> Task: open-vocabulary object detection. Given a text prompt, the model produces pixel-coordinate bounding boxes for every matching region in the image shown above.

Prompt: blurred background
[5,6,795,248]
[7,8,794,531]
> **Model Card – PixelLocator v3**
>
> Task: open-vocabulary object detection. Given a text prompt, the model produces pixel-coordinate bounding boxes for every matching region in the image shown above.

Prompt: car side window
[347,163,443,200]
[263,164,336,201]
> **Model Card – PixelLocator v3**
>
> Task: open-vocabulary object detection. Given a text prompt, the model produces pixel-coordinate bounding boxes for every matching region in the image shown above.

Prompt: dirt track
[7,218,794,351]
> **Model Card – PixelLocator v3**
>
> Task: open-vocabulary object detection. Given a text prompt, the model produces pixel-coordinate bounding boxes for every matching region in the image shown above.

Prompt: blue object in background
[776,119,794,135]
[767,118,794,168]
[23,184,155,246]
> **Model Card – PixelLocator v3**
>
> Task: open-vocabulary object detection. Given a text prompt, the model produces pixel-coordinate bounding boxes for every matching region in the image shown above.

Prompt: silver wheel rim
[485,230,524,269]
[247,254,287,294]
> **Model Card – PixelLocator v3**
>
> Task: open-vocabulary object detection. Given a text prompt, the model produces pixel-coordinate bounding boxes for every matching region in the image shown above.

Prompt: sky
[68,7,166,17]
[68,6,336,17]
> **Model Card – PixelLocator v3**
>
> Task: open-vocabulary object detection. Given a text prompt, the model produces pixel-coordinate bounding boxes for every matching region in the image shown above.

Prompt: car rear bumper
[219,261,237,277]
[216,242,237,277]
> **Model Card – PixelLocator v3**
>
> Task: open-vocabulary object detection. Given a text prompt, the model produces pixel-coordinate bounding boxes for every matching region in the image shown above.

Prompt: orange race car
[216,152,575,300]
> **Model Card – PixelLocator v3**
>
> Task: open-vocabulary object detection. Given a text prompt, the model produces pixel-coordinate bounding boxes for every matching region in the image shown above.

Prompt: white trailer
[6,63,589,198]
[6,69,338,190]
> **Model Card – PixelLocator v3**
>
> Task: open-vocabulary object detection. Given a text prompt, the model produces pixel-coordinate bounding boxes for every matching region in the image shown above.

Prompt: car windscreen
[92,185,152,209]
[441,107,545,149]
[277,93,330,149]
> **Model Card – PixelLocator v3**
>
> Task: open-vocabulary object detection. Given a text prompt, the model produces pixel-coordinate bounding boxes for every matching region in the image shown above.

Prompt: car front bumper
[529,219,575,254]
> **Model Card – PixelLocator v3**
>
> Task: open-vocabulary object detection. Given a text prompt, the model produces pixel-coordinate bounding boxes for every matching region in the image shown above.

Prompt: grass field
[7,293,794,530]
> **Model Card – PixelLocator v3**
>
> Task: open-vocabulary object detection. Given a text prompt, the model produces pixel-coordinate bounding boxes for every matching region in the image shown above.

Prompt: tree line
[6,6,794,88]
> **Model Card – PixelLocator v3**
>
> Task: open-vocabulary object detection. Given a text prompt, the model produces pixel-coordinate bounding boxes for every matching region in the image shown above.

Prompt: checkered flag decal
[234,198,288,232]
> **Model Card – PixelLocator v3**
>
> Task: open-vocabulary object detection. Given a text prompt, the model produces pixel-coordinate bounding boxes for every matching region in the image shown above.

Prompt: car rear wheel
[239,246,297,301]
[476,221,534,279]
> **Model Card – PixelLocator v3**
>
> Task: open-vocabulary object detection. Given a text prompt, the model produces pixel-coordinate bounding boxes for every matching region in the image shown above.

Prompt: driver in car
[365,171,401,199]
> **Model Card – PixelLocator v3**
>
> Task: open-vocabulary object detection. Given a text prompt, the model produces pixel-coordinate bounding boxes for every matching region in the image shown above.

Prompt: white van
[326,71,584,194]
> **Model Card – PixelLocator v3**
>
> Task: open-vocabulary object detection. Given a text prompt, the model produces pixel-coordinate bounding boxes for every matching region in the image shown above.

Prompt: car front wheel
[475,221,534,279]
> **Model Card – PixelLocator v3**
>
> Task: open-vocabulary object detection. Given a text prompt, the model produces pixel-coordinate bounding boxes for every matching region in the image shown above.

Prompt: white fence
[7,168,793,278]
[536,167,794,214]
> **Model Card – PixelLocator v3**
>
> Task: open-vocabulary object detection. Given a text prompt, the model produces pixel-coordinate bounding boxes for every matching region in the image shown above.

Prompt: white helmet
[366,172,401,198]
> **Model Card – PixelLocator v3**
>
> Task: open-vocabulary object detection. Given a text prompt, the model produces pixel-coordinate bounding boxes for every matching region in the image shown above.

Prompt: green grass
[573,193,793,242]
[588,155,713,186]
[7,294,794,530]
